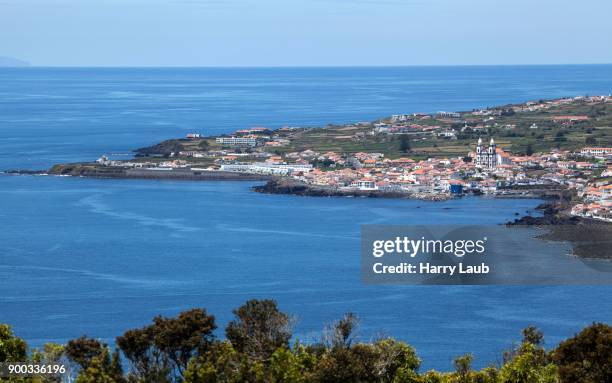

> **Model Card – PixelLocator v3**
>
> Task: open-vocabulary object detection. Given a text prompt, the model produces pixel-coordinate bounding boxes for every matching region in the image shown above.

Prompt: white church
[474,137,511,169]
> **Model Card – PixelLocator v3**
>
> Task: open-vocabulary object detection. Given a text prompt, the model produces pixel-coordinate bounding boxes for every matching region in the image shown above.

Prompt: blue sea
[1,66,611,371]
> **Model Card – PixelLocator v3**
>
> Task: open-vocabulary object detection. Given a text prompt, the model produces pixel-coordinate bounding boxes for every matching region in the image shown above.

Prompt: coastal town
[47,95,612,222]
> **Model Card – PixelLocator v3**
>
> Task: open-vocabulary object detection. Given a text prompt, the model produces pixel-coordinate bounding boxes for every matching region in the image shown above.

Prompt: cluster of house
[570,149,612,222]
[249,140,610,218]
[511,95,611,113]
[376,111,494,139]
[375,95,611,140]
[277,139,516,195]
[94,95,610,217]
[96,134,611,220]
[572,184,612,222]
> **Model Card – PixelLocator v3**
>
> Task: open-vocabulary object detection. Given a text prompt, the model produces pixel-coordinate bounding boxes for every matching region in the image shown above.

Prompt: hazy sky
[1,0,611,66]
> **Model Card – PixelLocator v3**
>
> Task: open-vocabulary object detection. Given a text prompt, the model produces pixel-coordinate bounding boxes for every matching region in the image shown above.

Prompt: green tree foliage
[521,326,544,347]
[30,343,71,383]
[453,354,474,383]
[497,326,558,383]
[116,308,215,382]
[314,314,420,382]
[420,370,446,383]
[399,135,411,153]
[31,343,65,365]
[498,343,557,383]
[554,131,567,143]
[268,344,317,383]
[0,324,27,363]
[64,336,126,383]
[225,299,292,362]
[313,339,421,382]
[75,349,125,383]
[372,338,421,382]
[585,136,597,145]
[183,341,242,383]
[552,322,611,383]
[314,343,378,382]
[2,307,610,383]
[153,308,217,377]
[64,336,108,371]
[474,367,499,383]
[324,312,358,349]
[116,325,171,382]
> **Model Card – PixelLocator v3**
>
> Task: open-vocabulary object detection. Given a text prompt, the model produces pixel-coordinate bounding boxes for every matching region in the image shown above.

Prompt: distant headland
[0,56,30,67]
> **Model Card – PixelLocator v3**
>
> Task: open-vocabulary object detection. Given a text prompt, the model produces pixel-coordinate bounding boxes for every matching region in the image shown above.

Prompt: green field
[134,98,612,160]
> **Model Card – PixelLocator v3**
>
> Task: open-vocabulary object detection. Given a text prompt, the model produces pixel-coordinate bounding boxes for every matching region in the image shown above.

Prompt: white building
[437,130,457,139]
[390,114,410,122]
[220,162,313,175]
[216,136,259,148]
[350,180,378,191]
[580,147,612,159]
[96,155,111,166]
[436,111,461,119]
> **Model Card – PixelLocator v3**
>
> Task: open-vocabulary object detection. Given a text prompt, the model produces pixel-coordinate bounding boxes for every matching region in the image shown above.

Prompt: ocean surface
[1,66,611,370]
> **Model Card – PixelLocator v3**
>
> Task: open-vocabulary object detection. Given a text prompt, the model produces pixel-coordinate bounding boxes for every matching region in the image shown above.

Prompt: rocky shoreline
[252,178,451,200]
[5,165,275,181]
[256,179,612,259]
[4,167,565,203]
[507,202,612,259]
[2,169,49,175]
[506,202,579,226]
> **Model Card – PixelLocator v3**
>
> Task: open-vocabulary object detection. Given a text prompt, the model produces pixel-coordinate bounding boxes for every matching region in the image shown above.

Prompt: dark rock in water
[507,202,577,226]
[254,179,347,197]
[507,213,580,226]
[539,220,612,259]
[507,201,612,259]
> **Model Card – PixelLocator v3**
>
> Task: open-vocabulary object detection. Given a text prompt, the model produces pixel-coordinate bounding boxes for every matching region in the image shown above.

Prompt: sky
[1,0,611,67]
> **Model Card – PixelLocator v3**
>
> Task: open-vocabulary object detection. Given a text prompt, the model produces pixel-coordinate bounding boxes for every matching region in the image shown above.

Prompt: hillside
[133,96,612,161]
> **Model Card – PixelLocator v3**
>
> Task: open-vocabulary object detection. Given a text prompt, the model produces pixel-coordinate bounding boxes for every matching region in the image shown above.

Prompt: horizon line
[4,62,612,69]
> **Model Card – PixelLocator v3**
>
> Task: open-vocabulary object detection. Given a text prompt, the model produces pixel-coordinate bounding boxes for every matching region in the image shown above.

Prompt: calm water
[1,66,611,370]
[2,65,612,170]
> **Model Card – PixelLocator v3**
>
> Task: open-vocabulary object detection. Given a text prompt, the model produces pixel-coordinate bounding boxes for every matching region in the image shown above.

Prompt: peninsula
[10,95,610,222]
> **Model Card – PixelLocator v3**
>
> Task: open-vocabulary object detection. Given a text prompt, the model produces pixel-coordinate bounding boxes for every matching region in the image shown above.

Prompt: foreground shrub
[226,299,292,362]
[0,303,610,383]
[0,324,27,363]
[552,322,611,383]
